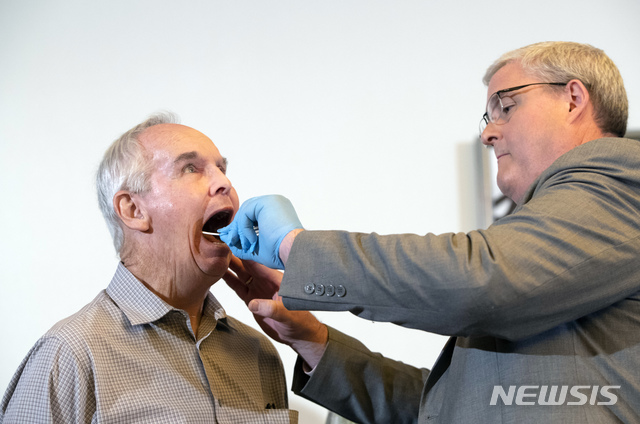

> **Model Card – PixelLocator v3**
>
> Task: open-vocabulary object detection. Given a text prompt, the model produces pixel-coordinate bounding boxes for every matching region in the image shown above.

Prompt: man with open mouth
[0,112,299,423]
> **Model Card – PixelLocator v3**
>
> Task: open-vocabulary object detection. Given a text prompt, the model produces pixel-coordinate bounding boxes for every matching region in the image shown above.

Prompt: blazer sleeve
[280,140,640,341]
[291,326,427,424]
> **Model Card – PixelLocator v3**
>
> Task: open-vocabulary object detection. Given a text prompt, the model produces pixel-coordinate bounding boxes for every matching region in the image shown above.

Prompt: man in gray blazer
[221,41,640,423]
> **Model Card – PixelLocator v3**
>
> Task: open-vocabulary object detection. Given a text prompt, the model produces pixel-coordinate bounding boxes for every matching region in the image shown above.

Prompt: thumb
[248,299,279,318]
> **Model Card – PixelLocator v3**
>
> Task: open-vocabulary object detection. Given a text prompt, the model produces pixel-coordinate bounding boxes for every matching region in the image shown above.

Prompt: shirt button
[325,285,335,297]
[315,284,325,296]
[304,283,315,294]
[336,285,347,297]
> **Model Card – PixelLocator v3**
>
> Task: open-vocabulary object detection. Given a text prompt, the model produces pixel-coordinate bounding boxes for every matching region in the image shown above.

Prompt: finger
[242,259,282,280]
[220,220,240,247]
[231,206,257,252]
[222,270,245,292]
[239,224,258,253]
[228,244,250,261]
[248,299,280,319]
[227,254,247,275]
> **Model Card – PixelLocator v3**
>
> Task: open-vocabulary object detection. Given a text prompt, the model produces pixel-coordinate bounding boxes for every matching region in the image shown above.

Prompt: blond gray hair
[483,41,628,137]
[96,112,180,254]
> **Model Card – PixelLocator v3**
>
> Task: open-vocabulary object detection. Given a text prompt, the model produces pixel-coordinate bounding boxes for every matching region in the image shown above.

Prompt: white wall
[1,1,638,422]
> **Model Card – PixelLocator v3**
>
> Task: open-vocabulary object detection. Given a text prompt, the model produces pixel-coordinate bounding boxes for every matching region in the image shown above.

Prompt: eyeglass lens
[479,93,517,135]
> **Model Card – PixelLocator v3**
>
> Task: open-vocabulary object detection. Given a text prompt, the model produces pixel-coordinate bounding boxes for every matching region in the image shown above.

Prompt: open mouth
[202,210,233,241]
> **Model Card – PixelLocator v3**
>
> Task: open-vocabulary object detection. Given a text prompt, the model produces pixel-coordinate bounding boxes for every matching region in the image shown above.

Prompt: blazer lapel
[424,336,457,394]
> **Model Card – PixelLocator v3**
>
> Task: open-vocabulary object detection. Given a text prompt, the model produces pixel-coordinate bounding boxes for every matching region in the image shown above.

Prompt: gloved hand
[219,195,303,269]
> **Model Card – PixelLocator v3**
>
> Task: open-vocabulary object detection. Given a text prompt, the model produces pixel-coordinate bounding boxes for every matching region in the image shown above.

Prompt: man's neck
[121,252,213,336]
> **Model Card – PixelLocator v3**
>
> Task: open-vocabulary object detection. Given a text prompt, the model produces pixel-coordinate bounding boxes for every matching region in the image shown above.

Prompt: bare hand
[223,256,328,367]
[223,255,283,307]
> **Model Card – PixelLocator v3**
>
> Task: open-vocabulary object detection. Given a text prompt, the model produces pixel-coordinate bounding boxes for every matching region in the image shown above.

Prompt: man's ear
[565,79,591,120]
[113,190,150,232]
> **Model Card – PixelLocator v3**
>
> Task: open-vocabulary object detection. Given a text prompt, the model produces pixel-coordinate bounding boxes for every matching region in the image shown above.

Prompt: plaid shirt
[1,263,298,423]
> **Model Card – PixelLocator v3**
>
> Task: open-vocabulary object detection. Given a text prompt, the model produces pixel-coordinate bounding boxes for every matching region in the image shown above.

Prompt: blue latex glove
[219,195,303,269]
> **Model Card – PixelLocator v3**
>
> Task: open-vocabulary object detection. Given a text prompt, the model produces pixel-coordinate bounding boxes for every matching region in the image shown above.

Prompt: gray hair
[483,41,628,137]
[96,112,180,254]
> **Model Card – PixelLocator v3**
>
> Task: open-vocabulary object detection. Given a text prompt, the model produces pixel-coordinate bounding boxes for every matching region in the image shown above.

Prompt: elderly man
[222,41,640,423]
[0,113,298,423]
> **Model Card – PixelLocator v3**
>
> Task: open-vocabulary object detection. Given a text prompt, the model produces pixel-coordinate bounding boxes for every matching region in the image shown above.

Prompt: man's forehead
[140,123,198,144]
[487,62,528,96]
[140,124,220,156]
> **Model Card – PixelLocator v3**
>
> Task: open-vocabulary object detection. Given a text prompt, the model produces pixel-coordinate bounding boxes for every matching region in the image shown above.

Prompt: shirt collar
[106,262,232,330]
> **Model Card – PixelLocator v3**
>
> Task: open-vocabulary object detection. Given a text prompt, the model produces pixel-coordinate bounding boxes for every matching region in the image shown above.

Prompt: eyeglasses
[479,82,567,136]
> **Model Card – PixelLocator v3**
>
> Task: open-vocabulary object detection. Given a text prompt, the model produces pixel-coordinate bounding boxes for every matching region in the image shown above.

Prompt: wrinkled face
[136,124,239,279]
[481,62,573,204]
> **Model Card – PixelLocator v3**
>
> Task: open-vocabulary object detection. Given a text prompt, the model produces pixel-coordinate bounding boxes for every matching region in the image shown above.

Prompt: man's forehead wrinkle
[138,124,226,169]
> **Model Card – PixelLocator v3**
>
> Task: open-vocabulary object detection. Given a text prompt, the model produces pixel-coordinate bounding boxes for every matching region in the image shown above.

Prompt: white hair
[96,111,180,254]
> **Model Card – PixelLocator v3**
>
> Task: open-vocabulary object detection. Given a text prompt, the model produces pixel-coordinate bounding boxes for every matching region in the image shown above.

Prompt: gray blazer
[280,138,640,423]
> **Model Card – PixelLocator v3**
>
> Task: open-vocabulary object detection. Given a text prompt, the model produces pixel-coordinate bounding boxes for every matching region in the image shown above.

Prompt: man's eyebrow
[174,151,199,164]
[174,151,228,169]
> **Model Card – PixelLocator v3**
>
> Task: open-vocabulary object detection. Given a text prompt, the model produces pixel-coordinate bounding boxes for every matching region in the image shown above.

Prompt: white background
[1,1,638,422]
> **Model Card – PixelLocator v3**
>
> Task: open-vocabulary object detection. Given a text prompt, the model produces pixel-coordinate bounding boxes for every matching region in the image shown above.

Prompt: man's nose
[208,168,232,196]
[480,123,499,147]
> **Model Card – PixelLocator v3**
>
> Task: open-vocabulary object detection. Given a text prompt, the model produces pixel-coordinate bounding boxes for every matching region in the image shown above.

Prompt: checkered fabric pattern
[1,263,298,423]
